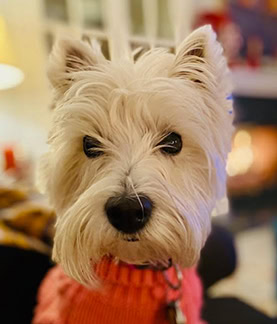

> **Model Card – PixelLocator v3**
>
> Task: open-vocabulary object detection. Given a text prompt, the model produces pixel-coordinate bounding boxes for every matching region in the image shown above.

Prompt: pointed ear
[47,38,105,104]
[170,25,231,95]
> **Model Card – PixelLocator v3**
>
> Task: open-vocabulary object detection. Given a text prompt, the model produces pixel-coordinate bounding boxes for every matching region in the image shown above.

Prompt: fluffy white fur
[39,25,233,287]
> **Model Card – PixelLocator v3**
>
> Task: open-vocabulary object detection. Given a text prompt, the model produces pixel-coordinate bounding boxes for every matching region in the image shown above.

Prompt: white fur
[39,25,233,287]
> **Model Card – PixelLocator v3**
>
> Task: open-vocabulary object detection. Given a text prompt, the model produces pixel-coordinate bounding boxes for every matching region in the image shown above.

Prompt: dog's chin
[108,240,200,270]
[108,239,171,267]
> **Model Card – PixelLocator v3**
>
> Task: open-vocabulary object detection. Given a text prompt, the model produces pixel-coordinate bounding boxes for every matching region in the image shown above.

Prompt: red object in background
[196,12,230,33]
[4,148,16,170]
[246,36,264,68]
[196,12,243,67]
[238,0,260,9]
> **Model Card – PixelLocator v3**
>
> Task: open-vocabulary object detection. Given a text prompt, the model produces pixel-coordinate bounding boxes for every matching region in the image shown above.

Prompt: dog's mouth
[115,234,172,270]
[125,237,139,242]
[121,233,140,242]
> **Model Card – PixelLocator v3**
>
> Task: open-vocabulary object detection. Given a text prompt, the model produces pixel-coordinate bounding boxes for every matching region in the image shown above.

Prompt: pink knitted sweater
[33,259,204,324]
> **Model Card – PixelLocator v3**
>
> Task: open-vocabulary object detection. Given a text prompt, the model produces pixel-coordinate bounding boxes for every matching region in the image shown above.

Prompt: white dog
[34,25,232,324]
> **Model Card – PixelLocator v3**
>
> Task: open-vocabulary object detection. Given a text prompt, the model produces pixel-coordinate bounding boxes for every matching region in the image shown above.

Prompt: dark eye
[158,132,182,155]
[83,135,103,158]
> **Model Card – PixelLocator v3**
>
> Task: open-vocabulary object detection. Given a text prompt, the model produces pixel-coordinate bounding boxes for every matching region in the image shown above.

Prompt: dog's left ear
[170,25,230,95]
[48,38,105,105]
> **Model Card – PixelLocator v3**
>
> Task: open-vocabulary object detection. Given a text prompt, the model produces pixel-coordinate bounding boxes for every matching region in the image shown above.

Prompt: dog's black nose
[105,195,152,234]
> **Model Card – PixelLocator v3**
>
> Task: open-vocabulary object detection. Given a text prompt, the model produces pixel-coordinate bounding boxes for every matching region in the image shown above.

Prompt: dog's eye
[158,132,182,155]
[83,135,103,158]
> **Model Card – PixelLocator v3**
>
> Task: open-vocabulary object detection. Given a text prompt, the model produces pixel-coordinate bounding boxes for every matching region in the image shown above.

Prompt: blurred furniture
[232,68,277,100]
[0,186,54,324]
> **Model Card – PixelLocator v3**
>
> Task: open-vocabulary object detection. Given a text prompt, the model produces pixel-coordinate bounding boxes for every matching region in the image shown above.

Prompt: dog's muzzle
[105,195,152,234]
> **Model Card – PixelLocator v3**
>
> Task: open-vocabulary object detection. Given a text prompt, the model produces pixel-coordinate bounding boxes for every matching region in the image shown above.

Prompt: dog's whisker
[127,175,145,219]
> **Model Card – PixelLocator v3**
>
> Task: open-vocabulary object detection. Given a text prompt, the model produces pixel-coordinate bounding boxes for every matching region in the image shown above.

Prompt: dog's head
[39,25,233,286]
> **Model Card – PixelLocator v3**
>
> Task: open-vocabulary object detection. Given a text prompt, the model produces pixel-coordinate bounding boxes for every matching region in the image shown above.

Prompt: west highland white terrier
[34,25,233,324]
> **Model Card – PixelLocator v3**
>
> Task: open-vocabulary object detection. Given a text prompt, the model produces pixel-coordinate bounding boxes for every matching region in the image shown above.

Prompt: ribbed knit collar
[95,258,170,287]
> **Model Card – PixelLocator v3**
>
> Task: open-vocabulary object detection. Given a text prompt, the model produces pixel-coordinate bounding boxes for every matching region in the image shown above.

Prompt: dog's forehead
[78,48,174,88]
[58,68,208,146]
[69,80,196,129]
[57,48,214,144]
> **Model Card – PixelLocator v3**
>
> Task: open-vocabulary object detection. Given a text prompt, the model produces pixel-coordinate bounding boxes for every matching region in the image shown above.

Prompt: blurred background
[0,0,277,323]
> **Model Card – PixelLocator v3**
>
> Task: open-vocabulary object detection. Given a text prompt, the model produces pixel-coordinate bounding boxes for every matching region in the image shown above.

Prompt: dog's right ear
[170,25,231,97]
[48,38,105,104]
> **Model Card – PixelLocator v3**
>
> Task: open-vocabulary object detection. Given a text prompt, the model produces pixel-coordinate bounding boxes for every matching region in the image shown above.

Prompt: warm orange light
[226,130,254,176]
[227,126,277,195]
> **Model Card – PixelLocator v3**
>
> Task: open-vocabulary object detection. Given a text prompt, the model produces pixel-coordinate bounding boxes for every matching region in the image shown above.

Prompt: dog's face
[39,25,233,286]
